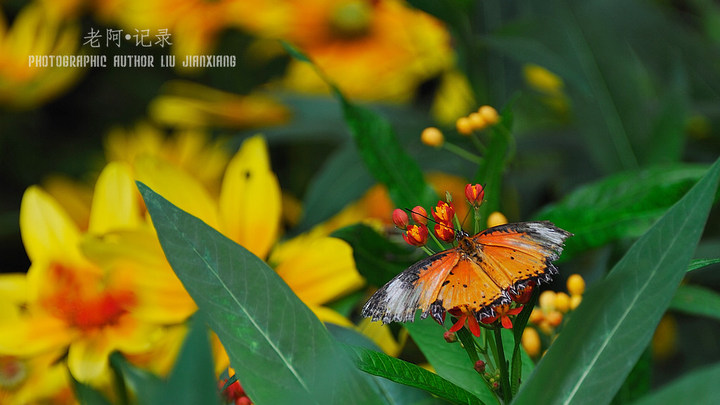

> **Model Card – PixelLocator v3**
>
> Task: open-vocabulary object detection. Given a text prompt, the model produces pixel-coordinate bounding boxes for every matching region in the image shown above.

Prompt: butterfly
[361,221,572,326]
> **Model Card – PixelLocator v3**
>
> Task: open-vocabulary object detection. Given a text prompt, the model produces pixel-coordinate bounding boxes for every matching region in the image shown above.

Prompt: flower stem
[443,142,483,164]
[493,326,512,402]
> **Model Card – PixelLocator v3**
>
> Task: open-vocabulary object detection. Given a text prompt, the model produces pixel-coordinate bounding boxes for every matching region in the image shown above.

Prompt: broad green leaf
[669,284,720,322]
[630,362,720,405]
[282,40,436,209]
[344,344,484,405]
[138,182,382,405]
[687,258,720,273]
[535,164,710,258]
[514,158,720,405]
[331,223,420,287]
[405,318,499,405]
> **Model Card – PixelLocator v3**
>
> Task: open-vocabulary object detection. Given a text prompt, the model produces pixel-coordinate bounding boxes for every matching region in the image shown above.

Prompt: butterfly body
[362,221,572,325]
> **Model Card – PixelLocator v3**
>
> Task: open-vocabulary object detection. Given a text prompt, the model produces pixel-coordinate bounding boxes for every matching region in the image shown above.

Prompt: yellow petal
[67,333,114,383]
[308,304,353,328]
[0,273,27,305]
[134,155,219,228]
[219,135,280,259]
[0,315,75,356]
[88,162,142,234]
[273,236,364,305]
[20,186,84,264]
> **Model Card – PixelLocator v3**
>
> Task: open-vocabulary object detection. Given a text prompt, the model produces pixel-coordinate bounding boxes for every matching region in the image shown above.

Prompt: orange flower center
[0,356,27,389]
[329,0,373,39]
[41,263,137,331]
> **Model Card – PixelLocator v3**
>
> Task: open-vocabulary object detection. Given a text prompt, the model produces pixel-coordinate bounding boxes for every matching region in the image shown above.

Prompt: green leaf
[282,39,436,209]
[331,223,420,287]
[71,376,113,405]
[687,258,720,273]
[326,324,446,405]
[404,318,499,405]
[344,344,484,405]
[137,182,382,405]
[110,352,163,405]
[630,362,720,405]
[164,316,221,405]
[514,157,720,405]
[474,107,514,223]
[669,284,720,322]
[109,317,221,405]
[535,164,711,258]
[296,141,374,232]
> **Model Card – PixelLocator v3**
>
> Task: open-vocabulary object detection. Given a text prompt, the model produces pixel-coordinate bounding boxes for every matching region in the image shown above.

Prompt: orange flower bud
[464,183,485,206]
[478,105,499,125]
[456,116,473,135]
[567,274,586,296]
[487,211,508,228]
[403,224,429,246]
[443,331,457,343]
[434,223,455,242]
[392,208,409,230]
[421,127,444,147]
[468,112,487,130]
[410,206,428,225]
[522,327,541,357]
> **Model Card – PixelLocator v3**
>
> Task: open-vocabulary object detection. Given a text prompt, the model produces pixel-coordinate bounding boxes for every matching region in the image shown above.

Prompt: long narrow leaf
[670,284,720,322]
[631,362,720,405]
[514,157,720,405]
[138,182,381,405]
[344,344,484,405]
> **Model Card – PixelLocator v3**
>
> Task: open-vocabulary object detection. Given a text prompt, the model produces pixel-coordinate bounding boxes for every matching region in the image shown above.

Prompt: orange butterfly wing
[362,221,571,323]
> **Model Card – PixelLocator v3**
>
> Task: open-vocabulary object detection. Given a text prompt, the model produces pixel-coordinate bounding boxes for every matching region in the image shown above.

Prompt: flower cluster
[456,105,500,135]
[522,274,586,358]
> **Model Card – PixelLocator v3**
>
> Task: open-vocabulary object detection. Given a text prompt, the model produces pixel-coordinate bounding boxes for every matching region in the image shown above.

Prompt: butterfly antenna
[404,208,455,231]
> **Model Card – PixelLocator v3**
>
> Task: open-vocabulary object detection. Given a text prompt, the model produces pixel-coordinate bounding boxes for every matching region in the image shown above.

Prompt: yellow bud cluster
[524,274,587,356]
[455,105,500,135]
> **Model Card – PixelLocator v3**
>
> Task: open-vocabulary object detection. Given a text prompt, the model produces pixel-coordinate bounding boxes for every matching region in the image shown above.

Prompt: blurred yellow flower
[104,121,231,194]
[148,81,290,130]
[431,70,476,126]
[280,0,453,102]
[0,163,196,384]
[0,3,84,109]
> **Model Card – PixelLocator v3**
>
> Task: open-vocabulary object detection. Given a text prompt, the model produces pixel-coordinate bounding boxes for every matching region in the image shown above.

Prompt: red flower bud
[403,224,429,247]
[474,360,486,374]
[443,331,457,343]
[410,206,428,225]
[465,184,485,206]
[392,208,409,230]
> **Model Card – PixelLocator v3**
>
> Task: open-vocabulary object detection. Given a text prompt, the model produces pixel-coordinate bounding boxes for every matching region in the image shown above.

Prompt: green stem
[443,142,483,164]
[493,326,512,402]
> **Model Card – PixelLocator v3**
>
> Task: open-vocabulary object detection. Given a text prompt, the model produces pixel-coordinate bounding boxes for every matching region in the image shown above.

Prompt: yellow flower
[430,70,476,126]
[134,135,364,324]
[104,121,231,195]
[112,0,237,62]
[148,81,290,130]
[0,163,196,384]
[0,3,83,109]
[280,0,453,102]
